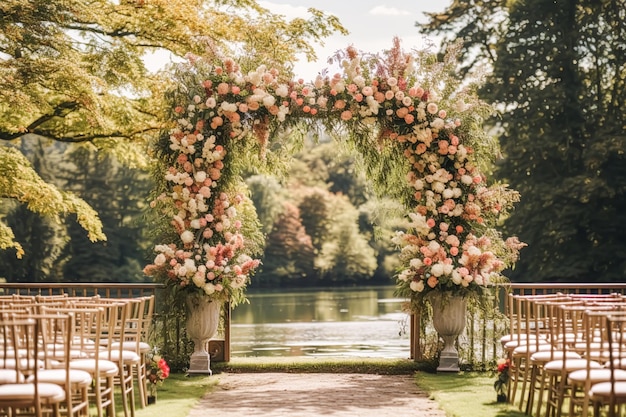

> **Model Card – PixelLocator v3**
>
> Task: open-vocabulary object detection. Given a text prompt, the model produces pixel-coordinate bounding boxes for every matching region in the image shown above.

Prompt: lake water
[230,286,412,358]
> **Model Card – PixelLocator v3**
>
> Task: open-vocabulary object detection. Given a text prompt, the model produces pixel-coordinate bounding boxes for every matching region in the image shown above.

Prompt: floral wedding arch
[143,39,525,313]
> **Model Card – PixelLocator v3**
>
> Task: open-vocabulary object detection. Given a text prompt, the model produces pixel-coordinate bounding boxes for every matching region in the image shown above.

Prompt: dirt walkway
[187,372,446,417]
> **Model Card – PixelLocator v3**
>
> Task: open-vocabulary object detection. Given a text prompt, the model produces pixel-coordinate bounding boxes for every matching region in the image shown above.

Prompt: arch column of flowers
[144,39,525,368]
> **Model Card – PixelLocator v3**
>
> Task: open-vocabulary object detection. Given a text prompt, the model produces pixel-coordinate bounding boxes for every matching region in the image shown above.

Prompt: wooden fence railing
[4,282,626,367]
[0,282,162,298]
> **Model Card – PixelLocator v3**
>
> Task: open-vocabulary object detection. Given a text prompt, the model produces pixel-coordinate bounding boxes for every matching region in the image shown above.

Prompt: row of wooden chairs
[0,294,155,417]
[502,292,626,417]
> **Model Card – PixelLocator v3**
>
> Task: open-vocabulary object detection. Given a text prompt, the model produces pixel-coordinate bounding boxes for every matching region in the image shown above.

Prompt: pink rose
[217,83,229,95]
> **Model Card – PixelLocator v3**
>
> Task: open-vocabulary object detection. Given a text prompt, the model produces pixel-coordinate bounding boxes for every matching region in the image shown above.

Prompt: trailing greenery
[0,0,346,261]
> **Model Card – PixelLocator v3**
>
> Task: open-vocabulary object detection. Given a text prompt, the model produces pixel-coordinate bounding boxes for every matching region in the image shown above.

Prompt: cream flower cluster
[143,100,260,301]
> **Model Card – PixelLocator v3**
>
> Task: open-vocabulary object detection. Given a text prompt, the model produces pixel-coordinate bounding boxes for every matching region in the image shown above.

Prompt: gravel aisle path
[187,372,446,417]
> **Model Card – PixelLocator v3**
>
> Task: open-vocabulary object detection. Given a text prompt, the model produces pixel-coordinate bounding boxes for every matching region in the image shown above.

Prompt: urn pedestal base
[437,350,461,372]
[185,295,222,376]
[428,292,467,373]
[188,350,213,376]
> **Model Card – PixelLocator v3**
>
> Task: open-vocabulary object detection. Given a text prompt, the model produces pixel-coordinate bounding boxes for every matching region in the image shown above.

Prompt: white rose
[184,258,197,273]
[431,263,444,277]
[154,253,166,266]
[432,181,445,194]
[247,71,262,86]
[397,270,410,282]
[192,272,205,288]
[428,241,441,252]
[203,283,216,295]
[195,171,207,183]
[409,258,423,269]
[262,95,276,108]
[451,270,463,285]
[461,175,473,185]
[410,280,425,292]
[430,118,445,130]
[275,84,289,97]
[442,189,454,199]
[180,230,195,244]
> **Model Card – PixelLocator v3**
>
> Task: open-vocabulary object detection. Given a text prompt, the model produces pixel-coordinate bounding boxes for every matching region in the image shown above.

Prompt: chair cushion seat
[605,358,626,369]
[569,368,626,384]
[70,358,119,376]
[99,350,140,364]
[503,334,541,349]
[590,381,626,399]
[531,350,581,363]
[0,382,65,402]
[0,369,23,384]
[0,358,44,369]
[545,359,601,373]
[33,369,93,386]
[111,341,150,353]
[513,343,551,355]
[138,341,151,353]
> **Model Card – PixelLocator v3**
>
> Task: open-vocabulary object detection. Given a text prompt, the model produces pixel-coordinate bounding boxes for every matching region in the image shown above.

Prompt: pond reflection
[231,286,411,358]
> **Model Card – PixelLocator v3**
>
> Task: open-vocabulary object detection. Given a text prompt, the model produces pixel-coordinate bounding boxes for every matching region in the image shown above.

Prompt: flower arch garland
[144,39,525,310]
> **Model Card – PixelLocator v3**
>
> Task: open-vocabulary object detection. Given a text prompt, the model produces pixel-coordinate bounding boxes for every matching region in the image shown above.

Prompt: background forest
[1,0,625,285]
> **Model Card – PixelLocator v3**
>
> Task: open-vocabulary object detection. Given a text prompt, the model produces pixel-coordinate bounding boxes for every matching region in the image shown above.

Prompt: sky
[144,1,451,81]
[258,0,451,81]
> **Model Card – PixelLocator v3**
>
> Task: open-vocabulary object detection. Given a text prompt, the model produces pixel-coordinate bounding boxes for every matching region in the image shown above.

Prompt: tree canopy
[421,0,626,282]
[0,0,347,258]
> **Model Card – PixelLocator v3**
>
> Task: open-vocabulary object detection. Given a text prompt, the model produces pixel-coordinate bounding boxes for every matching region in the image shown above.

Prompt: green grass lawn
[116,359,527,417]
[415,372,527,417]
[110,373,218,417]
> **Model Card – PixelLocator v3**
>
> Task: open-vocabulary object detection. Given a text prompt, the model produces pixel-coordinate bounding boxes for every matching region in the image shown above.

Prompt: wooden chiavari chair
[542,304,610,417]
[61,306,118,417]
[568,309,626,417]
[590,314,626,416]
[523,298,585,415]
[507,294,572,411]
[0,317,66,417]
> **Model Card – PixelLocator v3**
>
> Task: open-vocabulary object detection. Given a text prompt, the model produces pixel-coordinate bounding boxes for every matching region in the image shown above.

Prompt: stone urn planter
[185,294,222,375]
[428,292,467,372]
